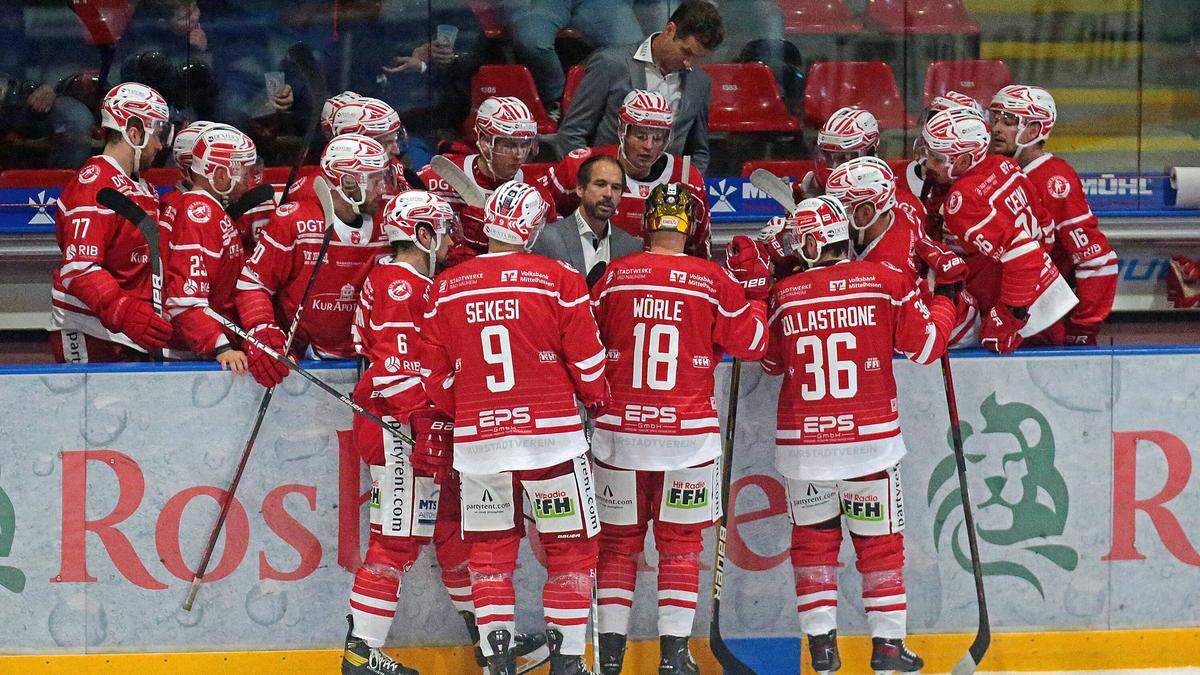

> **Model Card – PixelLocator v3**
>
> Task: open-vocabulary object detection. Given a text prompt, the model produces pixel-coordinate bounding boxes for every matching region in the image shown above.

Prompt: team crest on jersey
[276,202,299,217]
[946,191,963,215]
[187,201,212,222]
[1048,175,1070,199]
[78,164,101,184]
[385,356,402,372]
[567,148,590,159]
[351,230,361,244]
[639,184,651,197]
[388,279,412,301]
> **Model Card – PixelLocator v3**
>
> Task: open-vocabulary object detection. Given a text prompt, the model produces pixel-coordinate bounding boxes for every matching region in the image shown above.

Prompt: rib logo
[927,393,1077,597]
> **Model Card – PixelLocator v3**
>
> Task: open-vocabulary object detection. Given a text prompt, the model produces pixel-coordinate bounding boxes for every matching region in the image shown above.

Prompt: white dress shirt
[633,33,683,112]
[576,209,612,275]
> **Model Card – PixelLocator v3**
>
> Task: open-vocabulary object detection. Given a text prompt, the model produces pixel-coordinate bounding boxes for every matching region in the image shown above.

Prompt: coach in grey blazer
[554,0,724,175]
[532,155,643,287]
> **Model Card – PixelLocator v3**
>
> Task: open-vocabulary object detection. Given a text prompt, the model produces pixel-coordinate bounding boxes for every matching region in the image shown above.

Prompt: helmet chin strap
[123,124,150,179]
[1013,121,1042,164]
[414,228,440,277]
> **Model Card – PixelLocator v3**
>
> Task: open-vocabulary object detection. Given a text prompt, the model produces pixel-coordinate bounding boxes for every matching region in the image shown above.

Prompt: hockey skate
[546,628,595,675]
[484,629,516,675]
[598,632,627,674]
[341,615,418,675]
[807,629,841,674]
[869,637,924,674]
[657,636,699,675]
[460,611,550,674]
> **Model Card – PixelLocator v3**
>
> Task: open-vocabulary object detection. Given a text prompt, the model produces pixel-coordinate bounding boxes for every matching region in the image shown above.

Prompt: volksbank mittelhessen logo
[0,468,25,593]
[927,394,1077,596]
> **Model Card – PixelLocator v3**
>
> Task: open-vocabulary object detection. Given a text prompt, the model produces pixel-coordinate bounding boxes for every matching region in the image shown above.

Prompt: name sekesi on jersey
[420,252,606,474]
[51,155,161,349]
[764,260,955,481]
[237,194,389,358]
[590,253,765,469]
[536,146,710,258]
[351,258,433,423]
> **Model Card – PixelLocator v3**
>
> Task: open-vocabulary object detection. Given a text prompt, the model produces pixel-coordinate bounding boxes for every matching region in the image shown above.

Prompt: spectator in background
[0,72,100,168]
[508,0,647,121]
[556,0,723,174]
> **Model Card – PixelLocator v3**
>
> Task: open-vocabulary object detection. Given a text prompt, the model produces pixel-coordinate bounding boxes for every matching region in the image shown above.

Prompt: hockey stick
[203,308,414,445]
[182,174,335,612]
[96,188,164,361]
[431,155,488,208]
[940,355,990,675]
[710,360,755,674]
[749,169,796,213]
[280,42,329,201]
[225,183,277,222]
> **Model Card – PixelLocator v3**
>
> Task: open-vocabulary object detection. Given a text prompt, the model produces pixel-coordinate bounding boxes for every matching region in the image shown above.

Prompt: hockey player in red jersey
[160,121,219,238]
[763,196,960,673]
[236,133,394,386]
[328,95,413,195]
[793,106,880,202]
[825,156,980,346]
[921,107,1077,354]
[589,184,766,674]
[162,125,260,370]
[418,97,547,266]
[421,182,607,675]
[989,85,1117,345]
[536,90,710,258]
[899,91,986,241]
[50,82,173,363]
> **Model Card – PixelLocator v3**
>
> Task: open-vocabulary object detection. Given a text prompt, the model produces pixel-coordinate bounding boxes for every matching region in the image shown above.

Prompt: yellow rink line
[1052,87,1200,108]
[1050,134,1200,153]
[982,41,1142,60]
[965,0,1140,14]
[5,628,1200,673]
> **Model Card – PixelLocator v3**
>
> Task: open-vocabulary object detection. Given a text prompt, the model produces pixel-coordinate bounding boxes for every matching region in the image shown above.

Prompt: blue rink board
[2,344,1198,376]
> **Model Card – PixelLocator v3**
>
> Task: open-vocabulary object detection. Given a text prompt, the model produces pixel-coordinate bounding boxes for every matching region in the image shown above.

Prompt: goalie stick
[940,355,990,674]
[749,168,797,213]
[709,360,755,674]
[95,187,164,361]
[430,154,488,208]
[203,307,414,445]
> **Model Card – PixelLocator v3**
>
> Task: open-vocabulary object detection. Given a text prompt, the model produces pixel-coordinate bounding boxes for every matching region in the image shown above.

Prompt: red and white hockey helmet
[787,195,851,264]
[619,89,673,135]
[321,90,362,138]
[321,133,395,211]
[990,84,1057,147]
[815,106,880,185]
[474,96,537,170]
[330,97,404,139]
[482,181,549,249]
[930,90,987,120]
[172,120,218,174]
[381,190,455,245]
[922,107,990,179]
[101,82,171,148]
[191,126,259,200]
[825,156,897,229]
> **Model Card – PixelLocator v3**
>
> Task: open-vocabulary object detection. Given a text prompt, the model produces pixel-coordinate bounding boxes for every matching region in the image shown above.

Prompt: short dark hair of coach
[554,0,724,174]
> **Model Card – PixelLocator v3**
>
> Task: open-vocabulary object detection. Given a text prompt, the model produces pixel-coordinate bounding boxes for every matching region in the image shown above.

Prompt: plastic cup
[264,71,285,97]
[435,24,459,50]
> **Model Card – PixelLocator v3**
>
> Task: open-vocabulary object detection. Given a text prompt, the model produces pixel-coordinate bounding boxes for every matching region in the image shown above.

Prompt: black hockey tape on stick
[941,354,991,675]
[709,360,756,674]
[96,187,164,361]
[203,308,415,446]
[225,183,276,222]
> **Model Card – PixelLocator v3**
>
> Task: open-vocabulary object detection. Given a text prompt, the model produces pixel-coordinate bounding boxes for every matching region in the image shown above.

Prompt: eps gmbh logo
[927,393,1077,597]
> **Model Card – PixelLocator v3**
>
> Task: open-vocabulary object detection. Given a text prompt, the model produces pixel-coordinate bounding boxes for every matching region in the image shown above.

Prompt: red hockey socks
[596,527,643,636]
[655,523,704,638]
[791,522,843,636]
[542,539,599,655]
[349,537,420,647]
[852,531,907,639]
[469,536,520,656]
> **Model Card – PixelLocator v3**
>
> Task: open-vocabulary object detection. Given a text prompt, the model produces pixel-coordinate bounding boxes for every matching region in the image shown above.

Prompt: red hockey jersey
[1022,153,1117,333]
[536,146,710,258]
[351,258,433,424]
[163,190,246,356]
[763,260,956,481]
[236,196,389,359]
[421,252,607,474]
[51,155,161,349]
[857,193,923,283]
[416,154,549,266]
[589,252,766,470]
[942,154,1060,311]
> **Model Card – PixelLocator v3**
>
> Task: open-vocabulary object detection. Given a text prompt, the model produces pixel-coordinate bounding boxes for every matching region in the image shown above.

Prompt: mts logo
[668,486,708,509]
[842,497,882,521]
[418,499,438,511]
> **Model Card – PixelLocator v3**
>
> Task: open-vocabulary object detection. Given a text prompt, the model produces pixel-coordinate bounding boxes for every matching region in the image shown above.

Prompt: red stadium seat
[142,168,179,188]
[561,65,585,118]
[702,63,801,133]
[780,0,863,35]
[468,65,558,135]
[804,61,911,129]
[740,159,815,178]
[0,169,77,189]
[865,0,979,35]
[922,59,1013,109]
